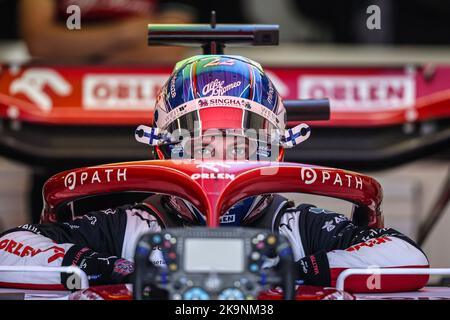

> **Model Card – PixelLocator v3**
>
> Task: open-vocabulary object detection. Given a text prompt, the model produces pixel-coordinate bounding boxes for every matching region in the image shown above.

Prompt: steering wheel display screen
[184,238,244,273]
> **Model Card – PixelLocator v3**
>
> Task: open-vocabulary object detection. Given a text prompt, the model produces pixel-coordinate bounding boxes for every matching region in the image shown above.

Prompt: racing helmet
[138,55,305,226]
[151,54,288,162]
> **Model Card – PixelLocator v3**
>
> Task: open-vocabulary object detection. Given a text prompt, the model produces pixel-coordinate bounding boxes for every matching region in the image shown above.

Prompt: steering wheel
[133,227,296,300]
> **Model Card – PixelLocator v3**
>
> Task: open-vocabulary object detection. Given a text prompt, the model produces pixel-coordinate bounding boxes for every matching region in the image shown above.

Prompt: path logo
[9,68,72,112]
[64,169,127,191]
[300,167,363,190]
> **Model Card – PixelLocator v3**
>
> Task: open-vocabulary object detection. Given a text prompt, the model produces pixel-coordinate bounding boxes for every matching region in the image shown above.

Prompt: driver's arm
[19,0,150,60]
[277,204,429,293]
[0,204,162,289]
[19,0,194,64]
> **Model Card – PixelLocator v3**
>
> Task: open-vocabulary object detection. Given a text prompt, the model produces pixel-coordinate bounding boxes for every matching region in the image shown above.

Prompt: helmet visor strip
[155,96,286,136]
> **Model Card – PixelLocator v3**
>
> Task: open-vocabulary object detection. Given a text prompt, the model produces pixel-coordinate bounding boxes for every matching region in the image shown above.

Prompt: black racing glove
[61,246,135,290]
[295,251,331,287]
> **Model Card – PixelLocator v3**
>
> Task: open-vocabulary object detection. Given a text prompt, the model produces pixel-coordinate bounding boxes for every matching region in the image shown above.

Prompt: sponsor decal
[64,169,127,191]
[63,223,80,230]
[299,259,308,274]
[72,247,90,266]
[98,256,117,265]
[170,75,177,98]
[346,236,392,252]
[197,97,248,108]
[157,96,284,131]
[220,214,236,224]
[198,99,209,107]
[150,246,165,266]
[360,228,391,242]
[310,255,320,276]
[260,106,280,125]
[127,208,161,230]
[84,215,97,226]
[83,74,167,110]
[204,58,235,67]
[267,80,275,105]
[300,168,363,190]
[18,224,41,234]
[0,239,65,263]
[322,220,336,232]
[101,208,117,215]
[80,260,88,269]
[113,259,135,276]
[334,215,348,224]
[301,168,317,185]
[279,215,297,233]
[265,70,289,97]
[9,68,72,112]
[299,75,415,111]
[321,216,347,232]
[202,79,242,96]
[191,173,235,180]
[191,162,235,180]
[157,103,187,127]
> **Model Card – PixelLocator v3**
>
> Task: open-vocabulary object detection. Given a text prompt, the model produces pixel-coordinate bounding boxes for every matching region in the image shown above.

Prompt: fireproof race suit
[0,194,429,293]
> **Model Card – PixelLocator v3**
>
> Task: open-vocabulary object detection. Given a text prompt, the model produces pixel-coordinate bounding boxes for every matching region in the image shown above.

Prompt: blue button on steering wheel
[183,287,210,300]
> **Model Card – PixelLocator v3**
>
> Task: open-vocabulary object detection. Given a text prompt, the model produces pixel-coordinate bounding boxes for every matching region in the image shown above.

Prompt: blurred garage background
[0,0,449,283]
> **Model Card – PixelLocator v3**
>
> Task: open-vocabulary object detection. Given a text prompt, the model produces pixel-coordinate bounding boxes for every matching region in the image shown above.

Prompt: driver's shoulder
[248,196,330,230]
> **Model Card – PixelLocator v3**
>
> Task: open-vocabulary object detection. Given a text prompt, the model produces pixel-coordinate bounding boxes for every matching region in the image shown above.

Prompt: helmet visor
[165,108,281,143]
[160,131,281,161]
[160,108,283,161]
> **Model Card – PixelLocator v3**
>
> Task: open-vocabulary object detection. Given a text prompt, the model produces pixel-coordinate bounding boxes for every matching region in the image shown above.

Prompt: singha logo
[10,68,72,112]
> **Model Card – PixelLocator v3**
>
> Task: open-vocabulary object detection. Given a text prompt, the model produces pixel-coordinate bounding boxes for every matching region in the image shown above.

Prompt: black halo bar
[147,24,279,54]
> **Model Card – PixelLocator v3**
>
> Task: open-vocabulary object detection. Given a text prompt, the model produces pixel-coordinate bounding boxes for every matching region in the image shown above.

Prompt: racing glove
[61,246,135,290]
[295,251,331,287]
